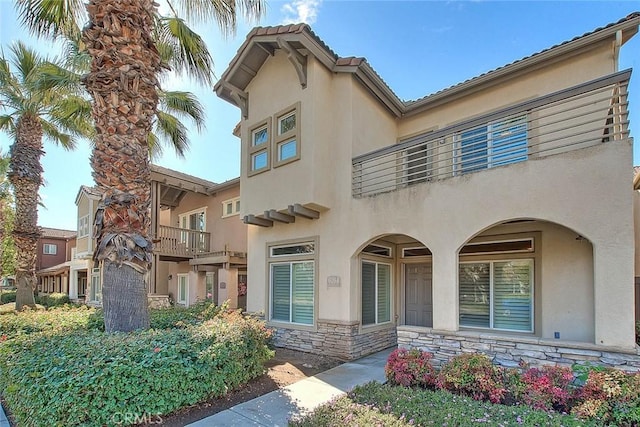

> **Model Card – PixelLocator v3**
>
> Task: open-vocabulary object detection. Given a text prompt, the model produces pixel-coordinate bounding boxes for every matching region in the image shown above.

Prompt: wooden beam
[239,63,257,77]
[264,209,295,224]
[243,214,273,227]
[256,42,275,56]
[287,204,320,220]
[277,37,307,88]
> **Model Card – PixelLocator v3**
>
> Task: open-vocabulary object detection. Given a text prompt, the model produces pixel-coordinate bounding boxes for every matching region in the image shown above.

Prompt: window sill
[360,321,395,334]
[247,167,269,177]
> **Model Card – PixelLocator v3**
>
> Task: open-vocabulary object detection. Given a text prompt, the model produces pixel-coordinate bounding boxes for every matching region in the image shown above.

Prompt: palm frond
[37,61,84,93]
[172,0,265,35]
[41,119,76,150]
[0,116,16,138]
[14,0,84,40]
[147,132,163,161]
[154,111,189,158]
[159,90,206,132]
[9,41,42,85]
[157,17,215,87]
[48,96,94,139]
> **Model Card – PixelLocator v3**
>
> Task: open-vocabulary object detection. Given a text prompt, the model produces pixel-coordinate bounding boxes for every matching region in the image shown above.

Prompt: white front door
[177,274,189,306]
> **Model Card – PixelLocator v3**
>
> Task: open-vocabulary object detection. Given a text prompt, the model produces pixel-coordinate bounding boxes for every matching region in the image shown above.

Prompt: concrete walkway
[187,347,394,427]
[0,401,9,427]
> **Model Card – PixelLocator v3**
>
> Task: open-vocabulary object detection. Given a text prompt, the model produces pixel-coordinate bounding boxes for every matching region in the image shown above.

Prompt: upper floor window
[222,197,240,218]
[274,103,301,167]
[457,115,527,174]
[78,215,90,238]
[248,118,271,176]
[43,244,57,255]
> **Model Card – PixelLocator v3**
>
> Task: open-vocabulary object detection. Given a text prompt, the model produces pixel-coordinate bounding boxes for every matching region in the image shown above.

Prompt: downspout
[613,30,622,72]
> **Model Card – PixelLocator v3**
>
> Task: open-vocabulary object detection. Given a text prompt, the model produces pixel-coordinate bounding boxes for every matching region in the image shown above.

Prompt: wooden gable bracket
[265,209,295,224]
[276,37,307,88]
[243,214,273,227]
[229,90,249,120]
[287,204,320,220]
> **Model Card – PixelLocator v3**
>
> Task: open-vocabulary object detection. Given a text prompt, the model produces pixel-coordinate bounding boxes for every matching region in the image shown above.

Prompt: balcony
[352,71,630,198]
[154,225,211,259]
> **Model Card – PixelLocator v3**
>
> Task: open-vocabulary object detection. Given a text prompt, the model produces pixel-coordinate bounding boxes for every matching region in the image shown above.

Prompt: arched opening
[457,218,594,342]
[355,234,434,328]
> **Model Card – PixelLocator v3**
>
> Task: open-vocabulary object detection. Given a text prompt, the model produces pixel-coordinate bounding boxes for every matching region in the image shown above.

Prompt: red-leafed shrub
[520,365,574,412]
[436,354,506,403]
[385,348,436,388]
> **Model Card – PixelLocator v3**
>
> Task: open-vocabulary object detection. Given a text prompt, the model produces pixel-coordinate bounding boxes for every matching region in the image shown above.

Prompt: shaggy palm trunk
[0,200,4,280]
[8,114,42,310]
[83,0,161,332]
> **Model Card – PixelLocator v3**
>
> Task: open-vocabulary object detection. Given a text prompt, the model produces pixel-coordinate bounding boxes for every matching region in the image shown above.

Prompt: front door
[405,263,433,327]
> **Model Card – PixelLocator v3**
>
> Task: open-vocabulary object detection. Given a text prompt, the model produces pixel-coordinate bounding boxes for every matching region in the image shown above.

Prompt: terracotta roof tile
[41,227,76,239]
[335,57,365,67]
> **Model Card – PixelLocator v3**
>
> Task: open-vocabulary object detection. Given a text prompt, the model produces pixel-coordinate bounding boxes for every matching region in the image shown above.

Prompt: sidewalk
[187,347,394,427]
[0,401,9,427]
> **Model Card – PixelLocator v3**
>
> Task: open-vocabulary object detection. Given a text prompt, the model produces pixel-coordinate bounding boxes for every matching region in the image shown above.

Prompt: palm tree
[0,150,13,283]
[0,42,93,310]
[15,0,264,331]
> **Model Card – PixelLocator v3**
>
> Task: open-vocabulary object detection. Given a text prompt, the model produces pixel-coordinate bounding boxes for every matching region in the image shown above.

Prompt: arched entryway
[457,218,594,342]
[355,234,434,329]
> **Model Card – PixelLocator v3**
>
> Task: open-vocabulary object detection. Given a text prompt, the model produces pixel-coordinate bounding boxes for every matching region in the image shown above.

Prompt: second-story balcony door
[179,209,207,255]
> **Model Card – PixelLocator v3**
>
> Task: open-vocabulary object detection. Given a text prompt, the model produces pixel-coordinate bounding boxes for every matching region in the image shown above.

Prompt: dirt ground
[151,348,343,426]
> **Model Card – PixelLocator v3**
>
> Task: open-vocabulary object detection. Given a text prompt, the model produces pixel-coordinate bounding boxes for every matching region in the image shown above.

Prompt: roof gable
[216,13,639,118]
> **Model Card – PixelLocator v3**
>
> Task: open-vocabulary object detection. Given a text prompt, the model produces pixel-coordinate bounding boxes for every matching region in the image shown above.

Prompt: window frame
[221,197,241,218]
[361,259,393,327]
[177,273,189,306]
[458,258,534,333]
[248,117,271,176]
[267,237,318,328]
[78,215,90,238]
[455,114,528,174]
[273,102,301,168]
[43,243,58,255]
[89,268,102,303]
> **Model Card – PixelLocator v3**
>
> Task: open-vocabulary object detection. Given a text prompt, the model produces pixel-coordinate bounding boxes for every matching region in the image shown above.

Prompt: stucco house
[35,227,78,295]
[73,165,248,308]
[215,14,640,368]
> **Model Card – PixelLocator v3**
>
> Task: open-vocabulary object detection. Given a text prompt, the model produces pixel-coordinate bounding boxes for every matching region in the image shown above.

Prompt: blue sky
[1,1,639,230]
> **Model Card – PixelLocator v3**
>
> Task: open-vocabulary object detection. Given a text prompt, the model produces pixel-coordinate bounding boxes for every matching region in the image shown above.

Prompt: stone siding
[398,326,640,372]
[148,294,171,309]
[272,320,396,359]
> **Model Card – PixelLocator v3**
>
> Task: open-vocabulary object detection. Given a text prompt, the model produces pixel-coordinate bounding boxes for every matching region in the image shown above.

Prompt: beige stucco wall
[246,141,634,348]
[634,190,640,277]
[75,194,91,254]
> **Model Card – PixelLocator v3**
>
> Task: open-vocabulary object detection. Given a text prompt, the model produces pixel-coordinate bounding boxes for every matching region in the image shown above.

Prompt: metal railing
[352,71,630,198]
[155,225,211,257]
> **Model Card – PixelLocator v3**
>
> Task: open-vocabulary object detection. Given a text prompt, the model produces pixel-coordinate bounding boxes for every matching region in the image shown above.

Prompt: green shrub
[0,290,16,304]
[636,321,640,346]
[36,292,71,307]
[385,348,436,388]
[436,353,506,403]
[0,305,103,339]
[292,382,595,427]
[0,310,273,427]
[149,301,223,329]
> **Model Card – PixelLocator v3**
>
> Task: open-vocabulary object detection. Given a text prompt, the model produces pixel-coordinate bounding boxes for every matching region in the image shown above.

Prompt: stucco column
[431,250,458,331]
[218,267,239,309]
[69,270,78,300]
[62,276,68,294]
[593,243,635,349]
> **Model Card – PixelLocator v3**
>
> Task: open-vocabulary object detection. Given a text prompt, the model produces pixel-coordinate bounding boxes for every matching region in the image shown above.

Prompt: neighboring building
[634,167,640,322]
[73,165,248,308]
[36,227,77,295]
[215,14,640,368]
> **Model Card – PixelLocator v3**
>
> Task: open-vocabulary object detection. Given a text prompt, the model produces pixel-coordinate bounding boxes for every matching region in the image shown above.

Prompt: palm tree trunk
[8,114,42,310]
[83,0,161,332]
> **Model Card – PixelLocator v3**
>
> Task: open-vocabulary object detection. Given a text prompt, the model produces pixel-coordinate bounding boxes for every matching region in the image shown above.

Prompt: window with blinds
[271,261,314,325]
[362,261,391,326]
[459,259,533,332]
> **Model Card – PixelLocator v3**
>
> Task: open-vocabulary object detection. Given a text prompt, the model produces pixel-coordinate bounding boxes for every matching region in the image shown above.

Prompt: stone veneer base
[397,326,640,372]
[272,319,397,360]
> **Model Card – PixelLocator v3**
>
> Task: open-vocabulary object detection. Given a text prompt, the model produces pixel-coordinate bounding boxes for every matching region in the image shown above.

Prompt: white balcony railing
[155,225,210,257]
[352,70,630,198]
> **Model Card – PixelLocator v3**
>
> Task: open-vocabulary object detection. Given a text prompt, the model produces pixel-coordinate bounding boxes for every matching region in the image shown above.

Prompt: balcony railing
[155,225,211,257]
[352,70,630,198]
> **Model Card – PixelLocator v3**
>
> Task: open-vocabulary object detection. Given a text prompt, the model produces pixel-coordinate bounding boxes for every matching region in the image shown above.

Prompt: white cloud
[280,0,322,25]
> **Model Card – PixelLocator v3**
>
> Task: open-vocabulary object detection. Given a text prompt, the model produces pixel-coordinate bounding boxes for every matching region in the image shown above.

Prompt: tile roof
[41,227,76,239]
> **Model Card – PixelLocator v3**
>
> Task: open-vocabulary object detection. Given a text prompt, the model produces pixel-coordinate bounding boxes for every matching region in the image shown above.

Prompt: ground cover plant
[298,349,640,427]
[0,303,273,426]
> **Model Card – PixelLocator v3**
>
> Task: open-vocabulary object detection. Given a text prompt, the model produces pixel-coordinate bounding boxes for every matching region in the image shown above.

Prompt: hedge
[0,310,273,427]
[36,292,70,307]
[0,290,16,304]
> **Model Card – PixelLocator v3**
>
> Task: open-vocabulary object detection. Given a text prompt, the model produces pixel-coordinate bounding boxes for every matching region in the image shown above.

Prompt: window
[459,260,533,332]
[43,244,57,255]
[221,197,241,218]
[269,240,316,325]
[402,247,432,257]
[458,115,527,174]
[248,118,271,176]
[361,261,391,326]
[178,208,207,253]
[90,268,101,302]
[78,215,90,238]
[362,244,391,257]
[273,103,301,167]
[177,274,189,306]
[205,272,216,303]
[404,140,436,185]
